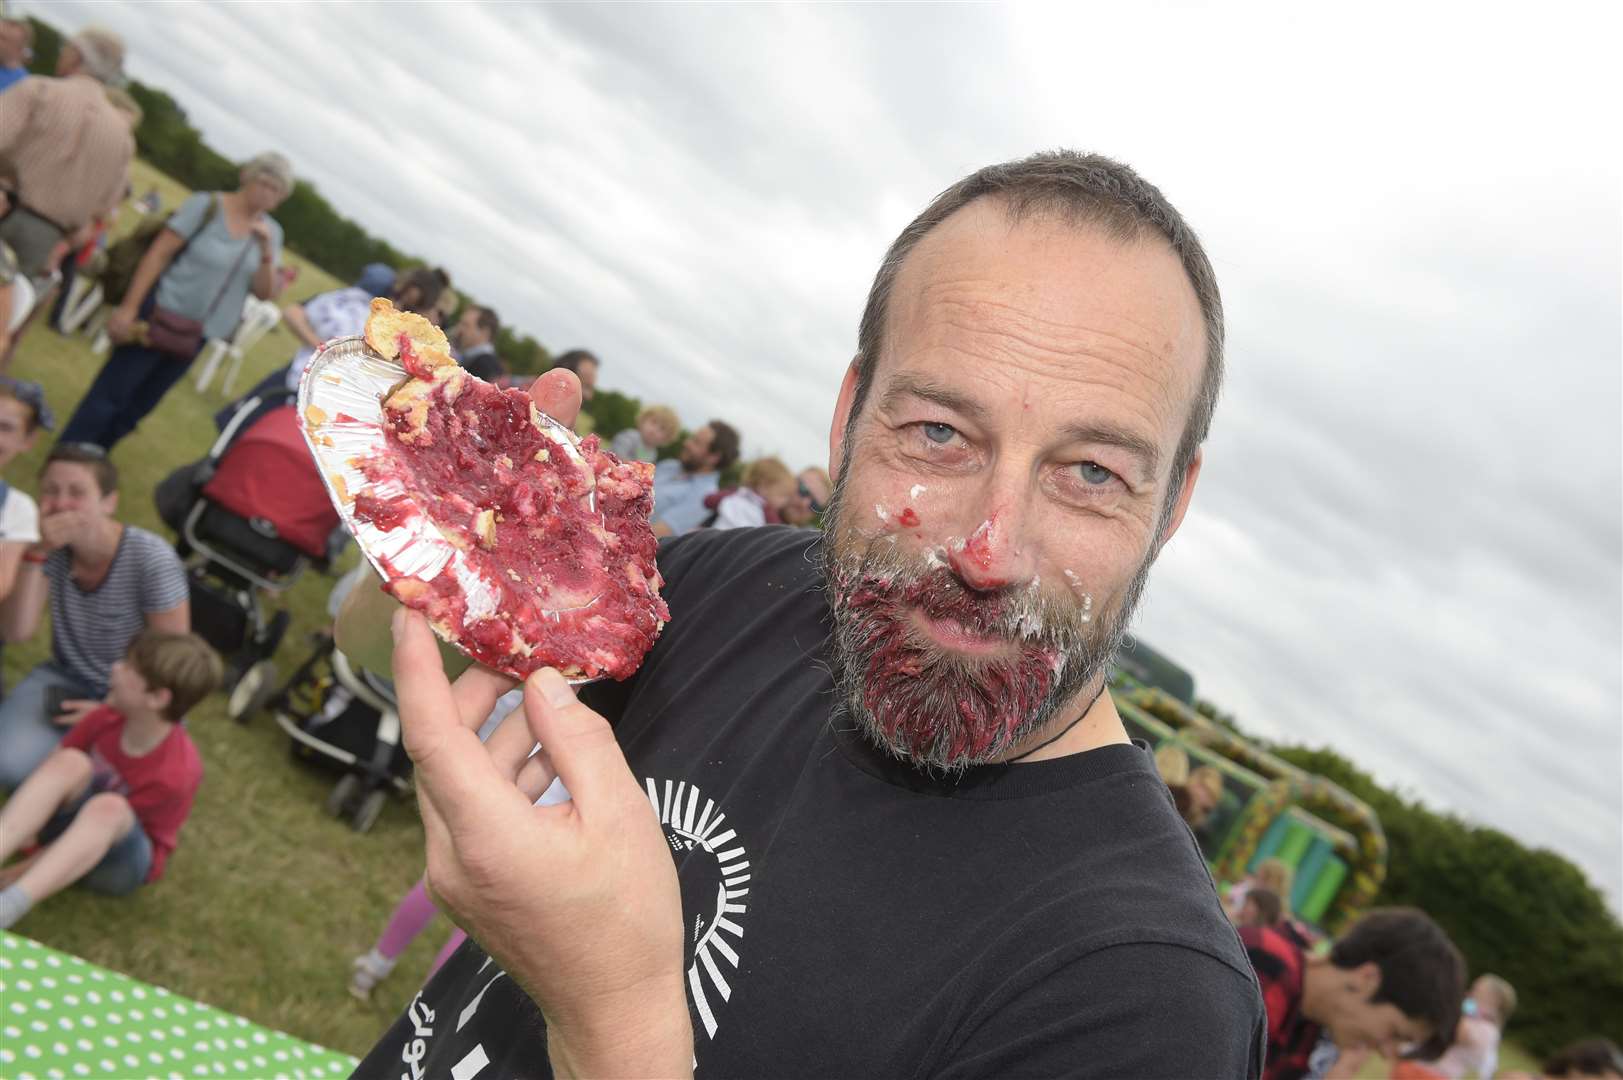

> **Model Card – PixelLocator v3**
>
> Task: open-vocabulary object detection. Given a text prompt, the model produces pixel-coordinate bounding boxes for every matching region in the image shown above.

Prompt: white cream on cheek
[1061,568,1094,623]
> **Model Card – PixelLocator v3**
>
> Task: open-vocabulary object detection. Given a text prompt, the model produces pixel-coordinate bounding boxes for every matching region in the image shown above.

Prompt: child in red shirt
[0,630,221,927]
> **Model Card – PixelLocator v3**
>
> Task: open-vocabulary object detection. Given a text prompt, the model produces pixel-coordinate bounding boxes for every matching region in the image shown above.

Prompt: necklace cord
[1006,684,1108,763]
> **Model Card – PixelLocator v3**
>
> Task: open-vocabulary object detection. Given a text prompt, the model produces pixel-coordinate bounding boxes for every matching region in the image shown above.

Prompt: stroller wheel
[327,773,362,819]
[352,789,388,833]
[227,660,279,723]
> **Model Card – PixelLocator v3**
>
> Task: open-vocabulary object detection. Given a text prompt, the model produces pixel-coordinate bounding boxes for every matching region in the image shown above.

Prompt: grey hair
[849,150,1225,507]
[241,151,294,194]
[69,26,125,85]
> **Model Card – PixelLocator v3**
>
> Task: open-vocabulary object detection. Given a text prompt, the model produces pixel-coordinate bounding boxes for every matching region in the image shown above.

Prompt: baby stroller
[157,390,345,721]
[267,566,411,833]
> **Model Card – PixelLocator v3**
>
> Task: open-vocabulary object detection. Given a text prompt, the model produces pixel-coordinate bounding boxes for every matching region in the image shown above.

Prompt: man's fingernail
[533,667,575,708]
[391,607,406,641]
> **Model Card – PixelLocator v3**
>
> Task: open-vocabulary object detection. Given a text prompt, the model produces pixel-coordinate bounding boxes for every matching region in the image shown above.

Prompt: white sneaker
[348,949,397,1001]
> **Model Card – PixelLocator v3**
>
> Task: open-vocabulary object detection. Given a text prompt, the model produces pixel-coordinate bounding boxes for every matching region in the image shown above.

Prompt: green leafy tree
[23,16,62,73]
[584,389,641,441]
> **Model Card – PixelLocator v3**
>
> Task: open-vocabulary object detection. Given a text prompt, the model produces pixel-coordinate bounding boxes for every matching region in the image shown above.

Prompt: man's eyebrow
[1060,421,1161,479]
[878,373,989,425]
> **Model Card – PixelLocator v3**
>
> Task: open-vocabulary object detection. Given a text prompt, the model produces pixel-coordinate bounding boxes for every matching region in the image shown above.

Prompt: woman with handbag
[57,152,291,450]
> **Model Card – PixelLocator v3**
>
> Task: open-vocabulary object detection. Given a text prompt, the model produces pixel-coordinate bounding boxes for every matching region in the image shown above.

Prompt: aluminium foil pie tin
[296,334,599,683]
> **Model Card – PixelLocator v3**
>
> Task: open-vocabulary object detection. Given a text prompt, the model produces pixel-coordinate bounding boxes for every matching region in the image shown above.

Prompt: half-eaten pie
[348,299,666,681]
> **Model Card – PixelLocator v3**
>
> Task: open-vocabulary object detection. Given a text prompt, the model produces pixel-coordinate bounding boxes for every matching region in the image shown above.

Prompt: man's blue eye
[922,423,956,445]
[1078,462,1115,485]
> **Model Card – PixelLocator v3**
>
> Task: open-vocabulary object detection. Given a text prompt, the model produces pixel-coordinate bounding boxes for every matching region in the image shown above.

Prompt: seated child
[609,404,680,464]
[1402,973,1517,1080]
[0,630,222,928]
[709,457,795,530]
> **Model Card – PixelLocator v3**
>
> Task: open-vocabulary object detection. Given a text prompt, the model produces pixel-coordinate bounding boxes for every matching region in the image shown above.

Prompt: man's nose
[944,477,1039,592]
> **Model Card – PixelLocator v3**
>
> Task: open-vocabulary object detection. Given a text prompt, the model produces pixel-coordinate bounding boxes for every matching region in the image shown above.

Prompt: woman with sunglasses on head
[56,153,293,451]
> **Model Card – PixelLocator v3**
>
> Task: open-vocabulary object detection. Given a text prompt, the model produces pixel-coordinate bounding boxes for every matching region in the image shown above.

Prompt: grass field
[3,159,440,1058]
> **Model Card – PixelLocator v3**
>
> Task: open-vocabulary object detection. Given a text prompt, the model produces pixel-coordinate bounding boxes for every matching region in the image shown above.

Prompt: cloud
[34,1,1621,906]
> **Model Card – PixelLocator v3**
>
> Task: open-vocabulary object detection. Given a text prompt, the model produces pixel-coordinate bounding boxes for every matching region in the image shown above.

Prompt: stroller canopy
[203,405,339,559]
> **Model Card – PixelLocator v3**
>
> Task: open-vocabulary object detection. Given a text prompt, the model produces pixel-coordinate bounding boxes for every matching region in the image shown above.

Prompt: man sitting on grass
[1243,906,1466,1080]
[0,630,221,928]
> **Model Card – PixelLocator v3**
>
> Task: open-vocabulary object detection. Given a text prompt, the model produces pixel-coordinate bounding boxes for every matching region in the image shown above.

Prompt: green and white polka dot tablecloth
[0,931,356,1079]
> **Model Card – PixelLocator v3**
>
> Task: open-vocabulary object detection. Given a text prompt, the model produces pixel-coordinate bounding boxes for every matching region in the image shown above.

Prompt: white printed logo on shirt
[414,777,750,1077]
[646,777,752,1045]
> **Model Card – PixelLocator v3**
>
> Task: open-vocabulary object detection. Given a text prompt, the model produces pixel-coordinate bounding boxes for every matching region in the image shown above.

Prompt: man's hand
[392,611,692,1078]
[105,306,139,344]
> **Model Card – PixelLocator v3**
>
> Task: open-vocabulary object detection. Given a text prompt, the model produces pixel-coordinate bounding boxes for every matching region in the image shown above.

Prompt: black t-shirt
[355,526,1265,1079]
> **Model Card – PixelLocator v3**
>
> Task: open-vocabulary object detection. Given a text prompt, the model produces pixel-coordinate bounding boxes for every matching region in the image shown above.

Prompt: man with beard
[650,420,743,537]
[347,150,1264,1078]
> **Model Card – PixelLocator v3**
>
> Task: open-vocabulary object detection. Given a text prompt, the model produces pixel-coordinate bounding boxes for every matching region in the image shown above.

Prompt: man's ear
[1350,961,1383,1001]
[1157,448,1203,548]
[103,490,120,516]
[828,356,862,482]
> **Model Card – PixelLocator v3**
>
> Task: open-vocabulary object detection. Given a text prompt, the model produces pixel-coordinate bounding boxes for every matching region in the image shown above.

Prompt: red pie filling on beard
[349,302,666,681]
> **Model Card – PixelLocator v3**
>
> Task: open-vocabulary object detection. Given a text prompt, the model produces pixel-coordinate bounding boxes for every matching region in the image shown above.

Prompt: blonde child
[610,404,680,464]
[713,457,795,529]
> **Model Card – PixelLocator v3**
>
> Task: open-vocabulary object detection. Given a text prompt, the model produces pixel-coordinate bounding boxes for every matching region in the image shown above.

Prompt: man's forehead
[880,201,1205,414]
[892,200,1202,349]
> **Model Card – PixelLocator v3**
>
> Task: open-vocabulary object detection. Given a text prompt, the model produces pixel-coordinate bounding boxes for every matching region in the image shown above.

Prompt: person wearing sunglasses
[780,466,832,527]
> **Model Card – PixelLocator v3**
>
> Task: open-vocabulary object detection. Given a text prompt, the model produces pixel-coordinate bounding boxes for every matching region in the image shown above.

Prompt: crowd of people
[0,19,838,955]
[1,19,1617,1080]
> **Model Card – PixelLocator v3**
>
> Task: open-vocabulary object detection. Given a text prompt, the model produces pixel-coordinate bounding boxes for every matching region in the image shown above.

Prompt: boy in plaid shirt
[1242,907,1465,1080]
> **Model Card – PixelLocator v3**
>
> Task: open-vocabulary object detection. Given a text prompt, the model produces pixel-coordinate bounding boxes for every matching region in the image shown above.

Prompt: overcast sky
[36,2,1621,907]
